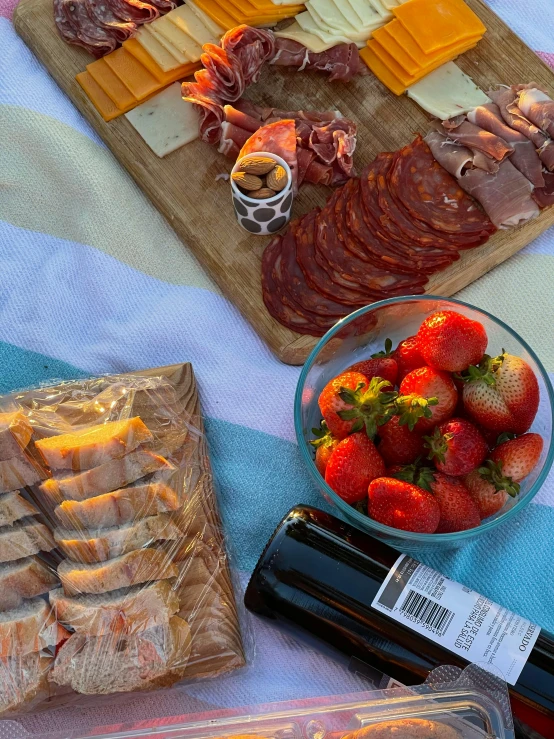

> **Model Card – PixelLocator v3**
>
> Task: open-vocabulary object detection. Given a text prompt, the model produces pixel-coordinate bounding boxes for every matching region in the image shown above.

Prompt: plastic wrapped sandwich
[0,363,246,716]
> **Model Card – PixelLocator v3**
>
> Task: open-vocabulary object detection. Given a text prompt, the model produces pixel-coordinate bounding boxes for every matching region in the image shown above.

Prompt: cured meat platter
[14,0,554,364]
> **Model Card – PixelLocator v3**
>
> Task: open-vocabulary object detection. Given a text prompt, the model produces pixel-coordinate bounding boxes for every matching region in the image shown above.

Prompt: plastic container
[294,295,554,551]
[14,664,515,739]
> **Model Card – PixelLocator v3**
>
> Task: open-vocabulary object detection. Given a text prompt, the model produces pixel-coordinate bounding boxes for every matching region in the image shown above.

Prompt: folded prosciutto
[435,118,512,173]
[467,103,544,187]
[459,160,539,229]
[270,38,362,83]
[424,132,473,179]
[517,87,554,138]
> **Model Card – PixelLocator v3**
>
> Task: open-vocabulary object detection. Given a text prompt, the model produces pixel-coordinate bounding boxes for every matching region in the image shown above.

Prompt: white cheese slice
[345,0,381,27]
[134,27,182,72]
[381,0,399,8]
[125,83,200,158]
[330,0,363,27]
[296,11,351,44]
[147,23,189,64]
[366,0,393,20]
[275,21,339,52]
[406,62,491,119]
[168,5,222,46]
[307,0,356,33]
[152,16,203,62]
[186,0,227,37]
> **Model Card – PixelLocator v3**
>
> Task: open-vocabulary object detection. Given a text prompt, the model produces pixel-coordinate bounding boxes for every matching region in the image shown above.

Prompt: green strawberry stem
[310,421,334,449]
[336,376,398,439]
[388,460,436,493]
[371,337,393,359]
[423,426,452,465]
[456,351,506,386]
[394,394,439,432]
[478,459,520,497]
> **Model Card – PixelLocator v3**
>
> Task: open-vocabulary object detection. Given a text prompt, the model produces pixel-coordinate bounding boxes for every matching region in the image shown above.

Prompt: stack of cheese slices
[191,0,304,31]
[360,0,486,94]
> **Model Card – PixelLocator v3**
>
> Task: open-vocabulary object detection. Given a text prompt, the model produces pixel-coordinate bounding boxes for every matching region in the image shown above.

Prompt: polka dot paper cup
[231,152,294,236]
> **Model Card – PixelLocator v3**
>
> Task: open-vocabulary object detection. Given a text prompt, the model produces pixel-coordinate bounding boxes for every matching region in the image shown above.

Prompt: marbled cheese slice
[307,0,356,33]
[125,83,200,157]
[407,62,490,118]
[296,11,351,44]
[345,0,381,27]
[275,20,338,52]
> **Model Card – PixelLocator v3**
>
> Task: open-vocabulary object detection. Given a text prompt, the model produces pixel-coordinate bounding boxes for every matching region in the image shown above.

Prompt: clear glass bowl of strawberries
[295,296,554,550]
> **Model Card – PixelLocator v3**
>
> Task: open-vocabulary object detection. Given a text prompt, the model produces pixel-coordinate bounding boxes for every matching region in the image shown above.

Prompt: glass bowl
[294,296,554,552]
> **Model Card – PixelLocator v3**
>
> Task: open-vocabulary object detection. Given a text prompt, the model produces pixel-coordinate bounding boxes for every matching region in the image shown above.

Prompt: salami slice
[182,83,224,145]
[148,0,175,10]
[200,45,245,103]
[107,0,158,23]
[221,26,276,86]
[85,0,136,42]
[388,136,496,236]
[62,0,117,56]
[239,120,298,193]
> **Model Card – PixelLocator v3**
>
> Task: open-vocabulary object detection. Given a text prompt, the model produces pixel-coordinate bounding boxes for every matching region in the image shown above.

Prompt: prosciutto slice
[221,26,275,86]
[533,172,554,208]
[467,103,544,188]
[488,88,549,149]
[218,122,252,158]
[517,88,554,138]
[539,140,554,171]
[270,39,362,83]
[223,105,262,133]
[239,120,299,193]
[424,132,473,179]
[309,119,357,177]
[438,119,512,163]
[458,160,539,229]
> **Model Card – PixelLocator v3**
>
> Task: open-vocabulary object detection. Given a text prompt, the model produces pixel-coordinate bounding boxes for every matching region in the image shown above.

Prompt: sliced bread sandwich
[50,616,191,694]
[58,548,178,596]
[40,450,174,503]
[49,580,180,636]
[35,417,154,471]
[0,520,55,564]
[0,491,40,527]
[0,412,33,461]
[54,513,182,563]
[54,480,180,529]
[0,556,59,611]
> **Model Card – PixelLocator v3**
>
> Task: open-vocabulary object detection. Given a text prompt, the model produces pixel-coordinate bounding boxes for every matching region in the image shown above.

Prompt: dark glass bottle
[245,506,554,731]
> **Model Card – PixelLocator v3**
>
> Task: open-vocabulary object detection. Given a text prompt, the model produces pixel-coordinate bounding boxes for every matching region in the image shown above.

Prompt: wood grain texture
[13,0,554,365]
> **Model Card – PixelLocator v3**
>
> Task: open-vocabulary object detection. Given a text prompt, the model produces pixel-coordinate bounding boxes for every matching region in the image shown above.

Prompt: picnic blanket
[1,0,554,734]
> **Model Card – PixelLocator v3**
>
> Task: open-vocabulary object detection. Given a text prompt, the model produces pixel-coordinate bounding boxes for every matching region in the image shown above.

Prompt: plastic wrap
[0,363,246,717]
[24,663,514,739]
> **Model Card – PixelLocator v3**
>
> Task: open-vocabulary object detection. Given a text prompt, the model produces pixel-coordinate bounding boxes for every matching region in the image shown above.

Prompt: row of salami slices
[261,135,496,336]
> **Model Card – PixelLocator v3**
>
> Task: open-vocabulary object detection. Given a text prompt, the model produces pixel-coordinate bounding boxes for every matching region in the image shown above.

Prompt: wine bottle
[245,506,554,734]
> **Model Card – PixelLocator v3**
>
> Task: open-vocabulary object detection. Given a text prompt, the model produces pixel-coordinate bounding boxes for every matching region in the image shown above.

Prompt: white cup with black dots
[231,152,294,236]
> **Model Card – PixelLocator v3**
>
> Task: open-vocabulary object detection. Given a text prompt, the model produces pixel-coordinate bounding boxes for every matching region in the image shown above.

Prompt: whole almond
[232,172,264,191]
[240,156,277,175]
[249,187,277,199]
[266,165,288,192]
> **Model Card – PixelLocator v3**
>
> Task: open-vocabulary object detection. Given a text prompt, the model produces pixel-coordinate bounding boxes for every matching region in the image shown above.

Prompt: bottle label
[371,554,540,685]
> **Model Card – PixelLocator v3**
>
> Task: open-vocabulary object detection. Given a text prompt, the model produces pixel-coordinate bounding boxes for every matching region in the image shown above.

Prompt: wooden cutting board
[13,0,554,365]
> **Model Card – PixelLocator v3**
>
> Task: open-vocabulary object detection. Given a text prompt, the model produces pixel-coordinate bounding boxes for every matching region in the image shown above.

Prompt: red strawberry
[368,477,440,533]
[397,367,458,432]
[464,469,509,519]
[378,416,425,466]
[310,422,340,476]
[490,433,544,481]
[348,356,398,389]
[392,335,426,382]
[461,353,540,434]
[318,372,397,440]
[424,417,488,476]
[387,463,480,532]
[416,310,488,372]
[325,433,386,504]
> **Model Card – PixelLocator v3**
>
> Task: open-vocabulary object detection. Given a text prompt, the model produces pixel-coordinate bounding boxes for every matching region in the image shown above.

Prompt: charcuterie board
[14,0,554,365]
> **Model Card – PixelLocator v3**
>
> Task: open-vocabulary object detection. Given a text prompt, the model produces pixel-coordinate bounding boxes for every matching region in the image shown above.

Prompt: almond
[266,165,288,192]
[232,172,264,191]
[239,156,277,175]
[249,187,277,199]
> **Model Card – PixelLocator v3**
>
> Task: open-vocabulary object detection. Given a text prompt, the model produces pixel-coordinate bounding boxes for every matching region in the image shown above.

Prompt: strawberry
[424,417,488,476]
[347,356,398,389]
[464,469,509,519]
[318,372,397,440]
[461,352,540,434]
[388,463,480,532]
[325,432,386,504]
[392,335,426,382]
[416,310,488,372]
[310,422,340,476]
[368,477,440,533]
[396,367,458,432]
[377,416,425,466]
[490,433,544,481]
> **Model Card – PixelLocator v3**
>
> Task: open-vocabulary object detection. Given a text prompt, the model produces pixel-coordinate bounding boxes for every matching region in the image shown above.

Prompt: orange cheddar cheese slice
[372,26,421,76]
[249,0,304,12]
[123,38,200,85]
[104,48,161,101]
[393,0,486,54]
[86,58,136,111]
[359,45,406,96]
[384,19,482,68]
[76,72,127,121]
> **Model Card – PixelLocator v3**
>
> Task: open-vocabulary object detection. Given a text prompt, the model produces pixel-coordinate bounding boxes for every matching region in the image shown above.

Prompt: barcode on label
[399,589,454,637]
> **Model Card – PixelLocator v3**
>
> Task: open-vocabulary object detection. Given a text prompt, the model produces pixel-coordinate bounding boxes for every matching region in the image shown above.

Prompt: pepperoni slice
[239,120,298,193]
[388,136,497,236]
